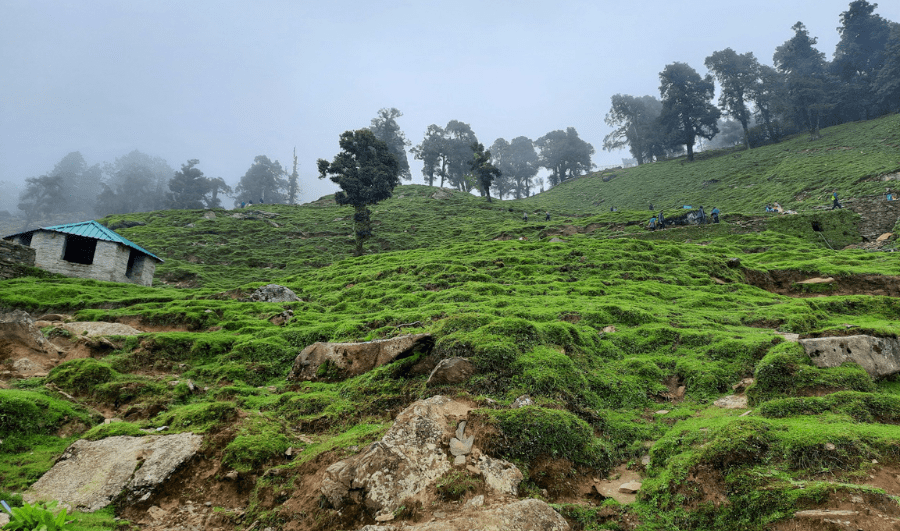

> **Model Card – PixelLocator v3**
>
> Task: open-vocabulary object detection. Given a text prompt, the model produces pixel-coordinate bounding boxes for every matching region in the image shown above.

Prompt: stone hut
[3,220,163,286]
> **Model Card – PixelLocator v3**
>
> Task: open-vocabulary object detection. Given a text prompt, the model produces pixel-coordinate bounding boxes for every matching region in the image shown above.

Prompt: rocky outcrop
[0,239,36,280]
[288,334,433,382]
[356,498,570,531]
[0,310,57,378]
[426,357,475,387]
[321,396,465,512]
[61,321,143,337]
[800,335,900,378]
[247,284,300,303]
[321,396,523,515]
[25,433,202,512]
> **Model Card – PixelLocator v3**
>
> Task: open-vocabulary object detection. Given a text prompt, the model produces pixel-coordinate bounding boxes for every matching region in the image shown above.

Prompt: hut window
[19,233,33,246]
[62,235,97,264]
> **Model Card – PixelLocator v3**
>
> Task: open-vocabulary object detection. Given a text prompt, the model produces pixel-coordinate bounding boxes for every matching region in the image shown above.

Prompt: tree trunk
[740,119,751,150]
[352,204,371,257]
[686,143,694,162]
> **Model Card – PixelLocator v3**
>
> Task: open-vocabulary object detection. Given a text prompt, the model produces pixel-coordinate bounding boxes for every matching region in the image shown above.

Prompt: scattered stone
[288,334,434,382]
[62,322,142,337]
[727,258,742,268]
[511,395,534,408]
[37,314,69,322]
[794,509,858,518]
[375,513,395,522]
[654,409,670,415]
[225,471,239,480]
[796,277,835,285]
[25,433,202,511]
[641,455,651,466]
[203,211,217,220]
[247,284,300,303]
[359,499,569,531]
[473,454,523,496]
[739,410,753,417]
[453,455,466,466]
[800,335,900,378]
[602,326,617,333]
[426,357,475,386]
[825,443,837,451]
[850,495,863,503]
[464,494,485,509]
[449,421,474,456]
[775,331,800,342]
[548,237,566,243]
[618,481,642,494]
[731,378,754,393]
[714,395,748,409]
[876,232,893,241]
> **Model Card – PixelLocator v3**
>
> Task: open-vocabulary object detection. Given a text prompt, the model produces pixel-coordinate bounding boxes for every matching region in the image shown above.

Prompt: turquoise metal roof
[5,220,163,262]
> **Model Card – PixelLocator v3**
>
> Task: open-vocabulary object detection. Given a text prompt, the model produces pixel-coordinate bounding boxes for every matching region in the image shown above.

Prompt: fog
[2,0,897,215]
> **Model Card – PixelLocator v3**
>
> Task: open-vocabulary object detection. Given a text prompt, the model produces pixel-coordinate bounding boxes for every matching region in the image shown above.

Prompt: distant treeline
[11,2,900,221]
[603,1,900,164]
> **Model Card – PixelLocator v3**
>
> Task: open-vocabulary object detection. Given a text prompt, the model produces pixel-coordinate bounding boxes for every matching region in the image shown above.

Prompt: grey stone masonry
[844,195,900,241]
[0,239,36,280]
[27,231,156,286]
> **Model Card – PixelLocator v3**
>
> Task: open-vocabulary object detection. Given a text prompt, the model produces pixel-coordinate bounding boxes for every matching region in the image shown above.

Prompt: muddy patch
[743,269,900,297]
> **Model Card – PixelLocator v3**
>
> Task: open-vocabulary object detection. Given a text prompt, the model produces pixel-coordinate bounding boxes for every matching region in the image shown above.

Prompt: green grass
[1,114,900,529]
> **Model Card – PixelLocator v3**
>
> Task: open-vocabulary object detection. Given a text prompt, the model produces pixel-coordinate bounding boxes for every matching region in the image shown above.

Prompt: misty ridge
[2,0,898,231]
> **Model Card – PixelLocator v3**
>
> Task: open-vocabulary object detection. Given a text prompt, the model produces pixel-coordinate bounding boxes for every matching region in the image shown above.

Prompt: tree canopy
[469,142,501,202]
[705,49,760,149]
[535,127,594,186]
[167,160,211,210]
[773,22,830,138]
[411,120,479,191]
[490,136,539,199]
[234,155,287,205]
[368,108,412,181]
[603,94,668,165]
[658,62,721,162]
[317,129,401,256]
[95,150,172,216]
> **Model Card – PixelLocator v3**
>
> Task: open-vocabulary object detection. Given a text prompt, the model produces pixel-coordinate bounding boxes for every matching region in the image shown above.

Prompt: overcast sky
[2,0,898,208]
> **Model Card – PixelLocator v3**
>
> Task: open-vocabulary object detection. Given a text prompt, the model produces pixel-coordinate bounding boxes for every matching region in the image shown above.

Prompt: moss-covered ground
[1,115,899,530]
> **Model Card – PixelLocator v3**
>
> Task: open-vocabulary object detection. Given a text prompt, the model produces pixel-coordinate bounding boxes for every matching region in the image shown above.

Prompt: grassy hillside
[521,113,900,215]
[1,115,899,531]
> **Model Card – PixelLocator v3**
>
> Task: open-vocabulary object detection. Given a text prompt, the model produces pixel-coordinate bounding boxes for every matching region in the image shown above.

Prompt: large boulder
[800,335,900,378]
[288,334,433,382]
[321,396,464,512]
[426,357,475,387]
[247,283,300,303]
[25,433,202,511]
[321,396,523,515]
[357,498,570,531]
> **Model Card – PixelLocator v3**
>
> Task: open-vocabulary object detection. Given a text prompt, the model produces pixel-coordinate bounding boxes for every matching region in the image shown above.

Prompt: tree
[603,94,668,164]
[411,124,445,186]
[17,175,66,227]
[40,152,102,215]
[875,24,900,113]
[317,129,401,256]
[773,22,831,138]
[234,155,287,205]
[490,136,539,198]
[206,177,233,209]
[469,142,501,202]
[411,120,479,191]
[831,1,893,120]
[658,62,721,162]
[95,150,173,216]
[287,147,300,205]
[535,127,595,186]
[747,64,787,144]
[167,160,210,210]
[705,49,760,149]
[368,108,411,180]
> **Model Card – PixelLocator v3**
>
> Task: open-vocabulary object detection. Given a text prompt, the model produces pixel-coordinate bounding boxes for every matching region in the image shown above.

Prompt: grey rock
[355,499,569,531]
[449,420,474,456]
[25,432,202,511]
[713,395,748,409]
[202,211,216,220]
[618,481,642,494]
[247,284,300,303]
[511,394,533,408]
[288,334,433,382]
[473,454,523,496]
[426,357,475,387]
[801,335,900,378]
[321,396,462,512]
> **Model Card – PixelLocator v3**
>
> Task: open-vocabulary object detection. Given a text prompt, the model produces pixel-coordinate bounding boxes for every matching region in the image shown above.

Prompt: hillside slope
[0,116,899,531]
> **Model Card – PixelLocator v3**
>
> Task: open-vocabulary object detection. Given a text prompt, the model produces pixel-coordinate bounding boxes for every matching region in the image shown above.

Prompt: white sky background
[2,0,898,209]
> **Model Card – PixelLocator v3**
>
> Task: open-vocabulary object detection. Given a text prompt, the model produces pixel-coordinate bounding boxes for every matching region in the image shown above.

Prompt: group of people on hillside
[647,205,719,230]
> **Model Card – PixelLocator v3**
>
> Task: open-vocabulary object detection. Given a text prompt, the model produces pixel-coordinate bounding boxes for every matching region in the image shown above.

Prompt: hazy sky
[2,0,898,207]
